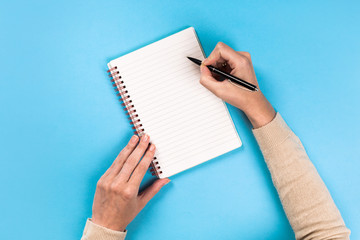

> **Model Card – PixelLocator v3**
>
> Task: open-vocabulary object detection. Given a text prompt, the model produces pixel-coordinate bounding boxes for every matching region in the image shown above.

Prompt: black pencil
[187,57,258,92]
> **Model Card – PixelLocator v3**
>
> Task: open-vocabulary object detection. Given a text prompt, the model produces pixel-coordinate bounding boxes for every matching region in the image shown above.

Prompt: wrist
[92,217,127,232]
[244,93,276,129]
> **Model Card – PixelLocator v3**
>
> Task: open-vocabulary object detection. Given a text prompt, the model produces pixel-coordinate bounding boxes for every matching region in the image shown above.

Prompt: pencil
[187,56,258,92]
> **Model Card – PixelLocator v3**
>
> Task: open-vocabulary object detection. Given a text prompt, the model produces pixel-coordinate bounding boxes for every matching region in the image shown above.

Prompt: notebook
[107,27,242,178]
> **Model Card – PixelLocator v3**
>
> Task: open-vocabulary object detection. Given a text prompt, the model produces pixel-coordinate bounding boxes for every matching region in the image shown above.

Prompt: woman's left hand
[91,134,170,231]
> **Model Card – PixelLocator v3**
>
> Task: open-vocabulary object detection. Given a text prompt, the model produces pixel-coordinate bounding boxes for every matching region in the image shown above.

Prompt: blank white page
[108,27,241,178]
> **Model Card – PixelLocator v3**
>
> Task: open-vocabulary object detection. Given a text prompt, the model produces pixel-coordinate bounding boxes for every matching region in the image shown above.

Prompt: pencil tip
[187,57,201,66]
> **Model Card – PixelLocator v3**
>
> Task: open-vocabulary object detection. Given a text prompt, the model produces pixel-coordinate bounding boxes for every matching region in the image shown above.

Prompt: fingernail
[165,179,171,185]
[149,144,155,151]
[143,134,149,142]
[131,135,138,143]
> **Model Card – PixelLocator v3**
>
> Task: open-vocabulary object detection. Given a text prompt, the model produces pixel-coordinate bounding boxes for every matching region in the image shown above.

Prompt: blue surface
[0,1,359,239]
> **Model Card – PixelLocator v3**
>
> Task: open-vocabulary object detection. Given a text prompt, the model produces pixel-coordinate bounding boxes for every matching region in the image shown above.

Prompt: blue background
[0,1,359,239]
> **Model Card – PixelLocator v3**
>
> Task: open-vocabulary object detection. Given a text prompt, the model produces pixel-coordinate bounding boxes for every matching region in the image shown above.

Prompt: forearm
[81,219,127,240]
[253,113,350,240]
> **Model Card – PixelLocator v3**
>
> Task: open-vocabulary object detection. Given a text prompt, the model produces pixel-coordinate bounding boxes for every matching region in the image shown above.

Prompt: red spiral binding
[107,66,162,177]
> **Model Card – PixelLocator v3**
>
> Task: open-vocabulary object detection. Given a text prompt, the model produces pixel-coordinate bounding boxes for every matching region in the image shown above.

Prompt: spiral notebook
[107,27,242,178]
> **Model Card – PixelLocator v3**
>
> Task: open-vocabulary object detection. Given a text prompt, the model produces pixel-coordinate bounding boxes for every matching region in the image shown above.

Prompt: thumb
[139,178,170,206]
[200,64,225,97]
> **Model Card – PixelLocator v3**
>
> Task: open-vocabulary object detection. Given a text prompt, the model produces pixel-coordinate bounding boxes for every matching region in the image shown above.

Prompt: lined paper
[108,27,241,178]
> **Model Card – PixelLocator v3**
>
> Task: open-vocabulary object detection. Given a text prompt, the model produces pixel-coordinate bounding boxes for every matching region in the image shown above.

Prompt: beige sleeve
[253,113,350,240]
[81,219,127,240]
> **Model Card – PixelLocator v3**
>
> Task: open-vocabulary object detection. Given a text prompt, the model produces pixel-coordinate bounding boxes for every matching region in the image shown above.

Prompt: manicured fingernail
[131,135,138,143]
[164,179,171,185]
[143,134,149,142]
[149,144,155,151]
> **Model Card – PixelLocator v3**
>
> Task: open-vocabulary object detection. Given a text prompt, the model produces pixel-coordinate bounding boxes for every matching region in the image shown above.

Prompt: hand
[91,134,170,231]
[200,42,275,128]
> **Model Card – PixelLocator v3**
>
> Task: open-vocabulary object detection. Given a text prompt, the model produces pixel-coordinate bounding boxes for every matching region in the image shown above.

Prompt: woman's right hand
[200,42,275,128]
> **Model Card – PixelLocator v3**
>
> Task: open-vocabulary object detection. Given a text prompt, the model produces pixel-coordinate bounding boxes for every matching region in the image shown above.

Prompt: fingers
[129,143,156,186]
[200,64,225,97]
[117,134,150,182]
[139,178,170,207]
[102,135,139,180]
[203,42,241,69]
[237,51,252,62]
